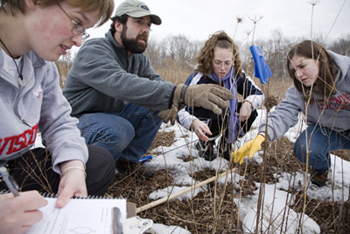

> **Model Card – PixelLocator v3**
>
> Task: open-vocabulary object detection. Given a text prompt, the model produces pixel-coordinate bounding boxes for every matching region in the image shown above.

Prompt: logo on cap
[140,5,149,11]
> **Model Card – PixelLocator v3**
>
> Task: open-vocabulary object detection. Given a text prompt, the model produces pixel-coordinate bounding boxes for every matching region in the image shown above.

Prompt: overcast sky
[86,0,349,45]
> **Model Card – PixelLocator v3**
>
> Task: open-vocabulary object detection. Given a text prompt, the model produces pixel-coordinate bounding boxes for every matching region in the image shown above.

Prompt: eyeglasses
[56,2,90,41]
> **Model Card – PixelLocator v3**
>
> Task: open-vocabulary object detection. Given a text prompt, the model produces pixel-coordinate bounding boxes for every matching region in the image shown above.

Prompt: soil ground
[107,131,350,234]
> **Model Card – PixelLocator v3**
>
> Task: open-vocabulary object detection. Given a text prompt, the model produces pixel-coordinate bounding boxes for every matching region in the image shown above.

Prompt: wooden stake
[136,168,237,214]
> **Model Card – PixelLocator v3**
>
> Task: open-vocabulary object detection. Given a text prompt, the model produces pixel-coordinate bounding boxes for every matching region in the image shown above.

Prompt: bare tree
[328,34,350,56]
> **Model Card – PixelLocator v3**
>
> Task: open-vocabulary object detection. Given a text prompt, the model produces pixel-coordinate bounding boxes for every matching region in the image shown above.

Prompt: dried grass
[53,52,349,234]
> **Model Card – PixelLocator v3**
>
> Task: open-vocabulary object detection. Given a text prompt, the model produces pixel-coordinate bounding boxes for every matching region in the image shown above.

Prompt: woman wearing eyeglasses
[178,31,264,161]
[0,0,114,233]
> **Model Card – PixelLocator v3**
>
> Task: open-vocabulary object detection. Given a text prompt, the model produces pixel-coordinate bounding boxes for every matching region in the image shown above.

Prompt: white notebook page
[26,197,126,234]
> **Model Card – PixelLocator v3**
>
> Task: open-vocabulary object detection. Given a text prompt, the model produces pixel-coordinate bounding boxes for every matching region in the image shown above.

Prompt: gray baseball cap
[114,0,162,25]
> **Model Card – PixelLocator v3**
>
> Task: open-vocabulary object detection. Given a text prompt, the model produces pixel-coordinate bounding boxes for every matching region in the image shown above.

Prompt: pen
[138,155,153,163]
[0,166,20,197]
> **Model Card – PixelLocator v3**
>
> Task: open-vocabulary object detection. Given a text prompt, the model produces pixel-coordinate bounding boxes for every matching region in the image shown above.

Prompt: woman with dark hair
[178,31,264,161]
[233,40,350,187]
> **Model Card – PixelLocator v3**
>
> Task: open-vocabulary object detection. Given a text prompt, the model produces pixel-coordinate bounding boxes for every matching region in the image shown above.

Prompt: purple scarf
[211,67,238,143]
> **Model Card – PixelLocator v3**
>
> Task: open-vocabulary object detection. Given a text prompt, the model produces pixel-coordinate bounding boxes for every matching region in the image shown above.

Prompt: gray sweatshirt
[260,51,350,141]
[63,31,174,117]
[0,49,88,173]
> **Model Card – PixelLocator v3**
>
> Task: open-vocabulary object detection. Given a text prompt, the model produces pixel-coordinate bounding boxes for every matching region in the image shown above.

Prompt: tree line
[56,31,350,87]
[144,30,350,81]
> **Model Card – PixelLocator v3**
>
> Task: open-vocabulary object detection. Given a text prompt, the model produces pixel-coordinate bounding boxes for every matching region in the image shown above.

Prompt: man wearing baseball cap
[63,0,233,178]
[115,0,162,25]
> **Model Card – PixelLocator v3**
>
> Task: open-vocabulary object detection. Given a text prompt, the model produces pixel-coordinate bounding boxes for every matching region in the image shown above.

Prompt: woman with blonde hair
[178,31,264,161]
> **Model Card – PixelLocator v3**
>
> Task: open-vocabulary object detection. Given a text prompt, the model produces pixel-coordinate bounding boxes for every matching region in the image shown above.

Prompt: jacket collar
[105,31,129,58]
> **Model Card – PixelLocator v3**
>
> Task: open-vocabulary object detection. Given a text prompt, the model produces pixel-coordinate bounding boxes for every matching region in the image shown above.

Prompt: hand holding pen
[0,166,47,234]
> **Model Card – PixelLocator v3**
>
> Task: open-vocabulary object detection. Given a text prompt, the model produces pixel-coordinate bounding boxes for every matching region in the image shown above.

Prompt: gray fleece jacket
[260,51,350,141]
[0,49,88,173]
[63,31,174,117]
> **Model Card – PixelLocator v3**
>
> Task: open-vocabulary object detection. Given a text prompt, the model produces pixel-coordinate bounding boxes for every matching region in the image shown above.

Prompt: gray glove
[174,83,233,115]
[158,83,233,125]
[158,104,178,125]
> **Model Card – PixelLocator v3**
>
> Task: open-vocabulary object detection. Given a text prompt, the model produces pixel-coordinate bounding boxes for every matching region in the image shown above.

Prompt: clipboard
[24,198,154,234]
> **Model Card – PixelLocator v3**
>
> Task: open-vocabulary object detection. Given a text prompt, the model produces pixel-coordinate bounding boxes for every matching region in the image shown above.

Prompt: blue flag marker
[250,45,272,84]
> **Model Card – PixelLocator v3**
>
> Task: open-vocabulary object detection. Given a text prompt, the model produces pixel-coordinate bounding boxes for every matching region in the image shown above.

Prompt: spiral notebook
[26,196,127,234]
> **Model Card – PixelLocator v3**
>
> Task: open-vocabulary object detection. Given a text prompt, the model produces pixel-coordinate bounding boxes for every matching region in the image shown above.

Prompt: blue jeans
[294,124,350,173]
[77,103,162,163]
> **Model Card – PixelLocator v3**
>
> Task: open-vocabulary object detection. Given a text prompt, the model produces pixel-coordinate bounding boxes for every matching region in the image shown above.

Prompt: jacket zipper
[18,116,32,127]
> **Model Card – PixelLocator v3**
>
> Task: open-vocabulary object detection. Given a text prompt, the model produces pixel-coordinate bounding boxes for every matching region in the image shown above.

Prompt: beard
[120,25,148,54]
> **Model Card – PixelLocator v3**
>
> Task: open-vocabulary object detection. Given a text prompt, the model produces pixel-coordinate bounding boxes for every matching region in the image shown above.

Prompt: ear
[25,0,37,10]
[114,20,123,33]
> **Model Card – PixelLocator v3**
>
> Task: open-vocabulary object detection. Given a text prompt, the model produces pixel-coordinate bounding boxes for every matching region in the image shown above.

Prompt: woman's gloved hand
[231,134,265,164]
